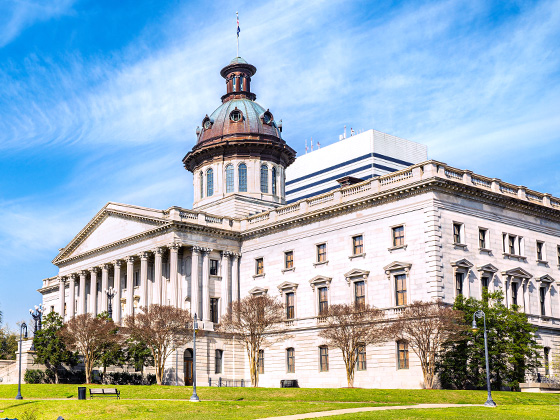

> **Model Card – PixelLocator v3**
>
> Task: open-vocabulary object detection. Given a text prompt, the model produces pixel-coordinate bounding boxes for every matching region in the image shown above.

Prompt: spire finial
[236,12,240,58]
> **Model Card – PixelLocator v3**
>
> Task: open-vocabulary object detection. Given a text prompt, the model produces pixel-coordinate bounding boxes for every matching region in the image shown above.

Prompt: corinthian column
[79,270,87,315]
[101,264,110,312]
[153,247,164,305]
[68,274,76,318]
[126,256,135,316]
[58,277,66,320]
[191,247,200,317]
[202,248,212,322]
[221,251,231,317]
[113,260,123,323]
[232,254,240,303]
[169,244,180,307]
[90,267,99,316]
[139,251,149,309]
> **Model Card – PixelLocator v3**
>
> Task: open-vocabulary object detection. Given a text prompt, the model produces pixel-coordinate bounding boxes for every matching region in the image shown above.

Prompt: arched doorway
[184,349,193,386]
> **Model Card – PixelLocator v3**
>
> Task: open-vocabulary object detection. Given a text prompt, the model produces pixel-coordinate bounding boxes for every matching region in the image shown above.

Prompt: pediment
[248,286,268,295]
[538,274,554,283]
[309,275,332,289]
[451,258,474,269]
[501,267,532,279]
[344,269,370,279]
[277,281,298,292]
[383,261,412,272]
[477,263,499,273]
[55,203,168,263]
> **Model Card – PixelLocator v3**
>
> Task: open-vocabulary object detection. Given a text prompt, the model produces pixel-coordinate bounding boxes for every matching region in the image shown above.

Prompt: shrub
[102,372,156,385]
[24,369,45,384]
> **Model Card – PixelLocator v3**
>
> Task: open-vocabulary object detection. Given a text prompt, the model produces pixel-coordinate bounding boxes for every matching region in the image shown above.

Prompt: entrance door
[184,349,193,386]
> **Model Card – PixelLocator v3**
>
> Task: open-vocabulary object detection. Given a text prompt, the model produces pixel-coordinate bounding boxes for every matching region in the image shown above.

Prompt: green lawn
[0,385,556,419]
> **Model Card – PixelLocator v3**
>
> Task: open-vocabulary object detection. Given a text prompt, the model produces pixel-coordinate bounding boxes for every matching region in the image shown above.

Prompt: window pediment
[344,269,370,284]
[383,261,412,274]
[501,267,532,279]
[277,281,298,293]
[477,263,499,274]
[248,286,268,296]
[309,275,332,290]
[538,274,554,284]
[451,258,474,269]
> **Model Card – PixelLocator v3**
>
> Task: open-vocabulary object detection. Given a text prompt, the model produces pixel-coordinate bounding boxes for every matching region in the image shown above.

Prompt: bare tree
[123,305,192,385]
[319,303,388,387]
[218,294,285,387]
[390,300,465,389]
[58,314,119,384]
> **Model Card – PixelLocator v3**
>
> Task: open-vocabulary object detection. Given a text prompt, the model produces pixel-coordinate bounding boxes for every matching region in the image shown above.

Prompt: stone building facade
[34,57,560,389]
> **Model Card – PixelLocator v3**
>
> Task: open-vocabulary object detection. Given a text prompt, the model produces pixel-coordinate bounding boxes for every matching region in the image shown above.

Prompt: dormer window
[230,109,243,122]
[202,115,213,130]
[261,110,273,125]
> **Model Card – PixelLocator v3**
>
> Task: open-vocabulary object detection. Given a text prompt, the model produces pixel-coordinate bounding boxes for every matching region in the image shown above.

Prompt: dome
[230,56,248,64]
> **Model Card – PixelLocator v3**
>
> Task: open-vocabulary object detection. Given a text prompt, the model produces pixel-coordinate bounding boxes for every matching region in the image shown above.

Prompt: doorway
[184,349,193,386]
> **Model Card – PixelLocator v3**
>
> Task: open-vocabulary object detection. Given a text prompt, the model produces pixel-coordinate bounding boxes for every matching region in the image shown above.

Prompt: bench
[280,379,299,388]
[89,388,120,399]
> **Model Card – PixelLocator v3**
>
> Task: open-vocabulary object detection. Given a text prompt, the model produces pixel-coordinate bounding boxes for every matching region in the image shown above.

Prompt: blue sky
[1,0,559,328]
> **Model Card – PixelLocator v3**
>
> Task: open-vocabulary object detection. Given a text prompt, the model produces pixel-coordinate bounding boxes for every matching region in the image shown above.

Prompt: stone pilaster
[231,253,240,304]
[90,267,99,316]
[191,247,201,318]
[153,247,164,305]
[169,243,180,308]
[140,251,150,309]
[68,274,76,318]
[79,270,87,315]
[113,260,123,323]
[126,256,135,316]
[101,264,110,312]
[58,277,66,320]
[221,251,231,317]
[202,248,212,321]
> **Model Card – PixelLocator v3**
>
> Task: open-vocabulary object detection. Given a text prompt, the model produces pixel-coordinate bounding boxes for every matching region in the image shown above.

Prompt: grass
[0,385,557,419]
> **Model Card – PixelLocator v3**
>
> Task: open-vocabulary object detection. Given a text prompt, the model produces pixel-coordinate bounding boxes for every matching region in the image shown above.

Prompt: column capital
[68,273,77,281]
[192,246,202,254]
[79,270,88,277]
[169,242,181,251]
[232,252,241,259]
[58,276,66,284]
[101,263,111,270]
[113,260,124,268]
[154,246,165,255]
[221,250,232,257]
[90,267,100,274]
[139,251,150,260]
[201,247,213,254]
[125,256,136,264]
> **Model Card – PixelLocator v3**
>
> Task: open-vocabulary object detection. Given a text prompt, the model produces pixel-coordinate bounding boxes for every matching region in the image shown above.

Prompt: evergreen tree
[438,290,541,391]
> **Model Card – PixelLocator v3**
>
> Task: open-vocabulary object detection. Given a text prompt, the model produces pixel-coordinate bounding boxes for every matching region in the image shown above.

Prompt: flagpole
[236,11,239,58]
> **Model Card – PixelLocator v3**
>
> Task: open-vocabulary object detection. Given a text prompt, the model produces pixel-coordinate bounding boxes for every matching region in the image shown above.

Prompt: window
[544,347,550,376]
[206,168,214,196]
[286,348,295,373]
[50,305,54,313]
[397,341,409,369]
[557,245,560,265]
[317,243,327,263]
[508,235,515,254]
[133,271,139,287]
[284,251,294,269]
[504,233,524,256]
[318,287,328,315]
[210,298,219,323]
[239,76,244,91]
[255,258,264,275]
[511,282,518,306]
[352,235,363,255]
[354,281,365,308]
[230,109,242,122]
[319,346,329,372]
[479,228,487,249]
[481,277,489,302]
[392,225,405,247]
[395,274,407,306]
[260,164,268,193]
[537,241,544,261]
[210,259,218,276]
[453,223,463,244]
[455,272,464,296]
[540,286,546,316]
[272,167,277,195]
[232,76,236,91]
[215,349,223,374]
[357,344,367,371]
[123,274,127,289]
[258,350,264,374]
[238,163,247,192]
[200,172,204,199]
[286,292,295,319]
[225,164,234,193]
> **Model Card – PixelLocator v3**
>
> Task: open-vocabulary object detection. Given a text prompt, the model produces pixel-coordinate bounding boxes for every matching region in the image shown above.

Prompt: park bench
[89,388,120,399]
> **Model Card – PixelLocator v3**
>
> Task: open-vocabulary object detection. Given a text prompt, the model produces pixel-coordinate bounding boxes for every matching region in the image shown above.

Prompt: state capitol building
[37,57,559,388]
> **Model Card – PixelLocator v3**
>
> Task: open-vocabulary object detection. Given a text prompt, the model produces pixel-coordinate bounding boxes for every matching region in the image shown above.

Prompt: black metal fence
[208,377,249,387]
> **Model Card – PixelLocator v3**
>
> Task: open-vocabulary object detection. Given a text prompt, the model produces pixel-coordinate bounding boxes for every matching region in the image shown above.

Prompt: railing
[379,170,413,185]
[342,183,371,197]
[205,215,223,224]
[179,211,198,220]
[308,193,334,207]
[277,203,300,215]
[551,199,560,208]
[500,184,517,195]
[471,176,492,188]
[248,212,270,224]
[208,377,248,387]
[443,168,462,180]
[526,191,543,203]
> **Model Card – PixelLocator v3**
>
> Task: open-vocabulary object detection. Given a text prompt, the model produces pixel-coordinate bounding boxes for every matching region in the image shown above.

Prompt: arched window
[206,168,214,196]
[199,172,204,199]
[260,164,268,193]
[225,164,234,193]
[238,163,247,192]
[239,76,244,91]
[272,167,277,195]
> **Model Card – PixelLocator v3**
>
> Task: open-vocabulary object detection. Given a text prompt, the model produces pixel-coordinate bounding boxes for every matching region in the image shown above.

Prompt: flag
[237,12,240,37]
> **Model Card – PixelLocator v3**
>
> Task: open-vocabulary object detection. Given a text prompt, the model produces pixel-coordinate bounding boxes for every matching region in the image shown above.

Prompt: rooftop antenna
[317,141,320,149]
[344,125,347,139]
[236,12,240,57]
[305,138,308,154]
[311,137,313,151]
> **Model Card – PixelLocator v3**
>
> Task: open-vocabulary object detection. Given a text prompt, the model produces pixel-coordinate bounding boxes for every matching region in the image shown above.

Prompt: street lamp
[106,287,116,320]
[29,304,44,335]
[15,323,28,400]
[472,310,497,407]
[190,313,199,402]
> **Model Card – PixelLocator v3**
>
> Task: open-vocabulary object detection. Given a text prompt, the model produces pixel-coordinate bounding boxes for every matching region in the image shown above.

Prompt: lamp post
[472,310,497,407]
[190,313,199,402]
[15,323,28,400]
[29,304,44,351]
[106,287,116,320]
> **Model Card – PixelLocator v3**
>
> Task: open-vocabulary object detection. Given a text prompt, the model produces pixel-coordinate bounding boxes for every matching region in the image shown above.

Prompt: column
[191,247,200,318]
[58,277,66,319]
[126,256,135,316]
[202,248,211,321]
[90,267,99,316]
[232,254,240,304]
[101,264,110,312]
[113,260,123,323]
[221,251,231,317]
[140,251,149,309]
[169,244,179,307]
[79,270,87,315]
[153,247,163,305]
[68,274,76,318]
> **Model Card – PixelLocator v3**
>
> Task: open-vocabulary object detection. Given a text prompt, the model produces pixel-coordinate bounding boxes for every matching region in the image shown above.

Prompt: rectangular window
[481,277,489,302]
[540,286,546,316]
[544,347,550,376]
[455,272,464,296]
[50,305,54,313]
[557,245,560,265]
[453,223,463,244]
[511,282,518,306]
[286,292,295,319]
[134,271,139,287]
[210,259,218,276]
[354,281,365,308]
[123,274,127,289]
[255,258,264,275]
[395,274,407,306]
[284,251,294,269]
[508,235,516,254]
[479,228,487,249]
[317,243,327,263]
[392,226,405,247]
[215,349,223,374]
[319,346,329,372]
[397,341,409,369]
[286,348,295,373]
[357,344,367,371]
[210,298,219,323]
[318,287,328,315]
[258,350,264,374]
[352,235,363,255]
[537,241,544,261]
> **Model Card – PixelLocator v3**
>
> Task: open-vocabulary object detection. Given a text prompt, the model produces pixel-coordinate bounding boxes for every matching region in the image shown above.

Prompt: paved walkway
[255,404,484,420]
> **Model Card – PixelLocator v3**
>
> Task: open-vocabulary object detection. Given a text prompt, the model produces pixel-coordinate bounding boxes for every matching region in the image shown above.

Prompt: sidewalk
[256,404,484,420]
